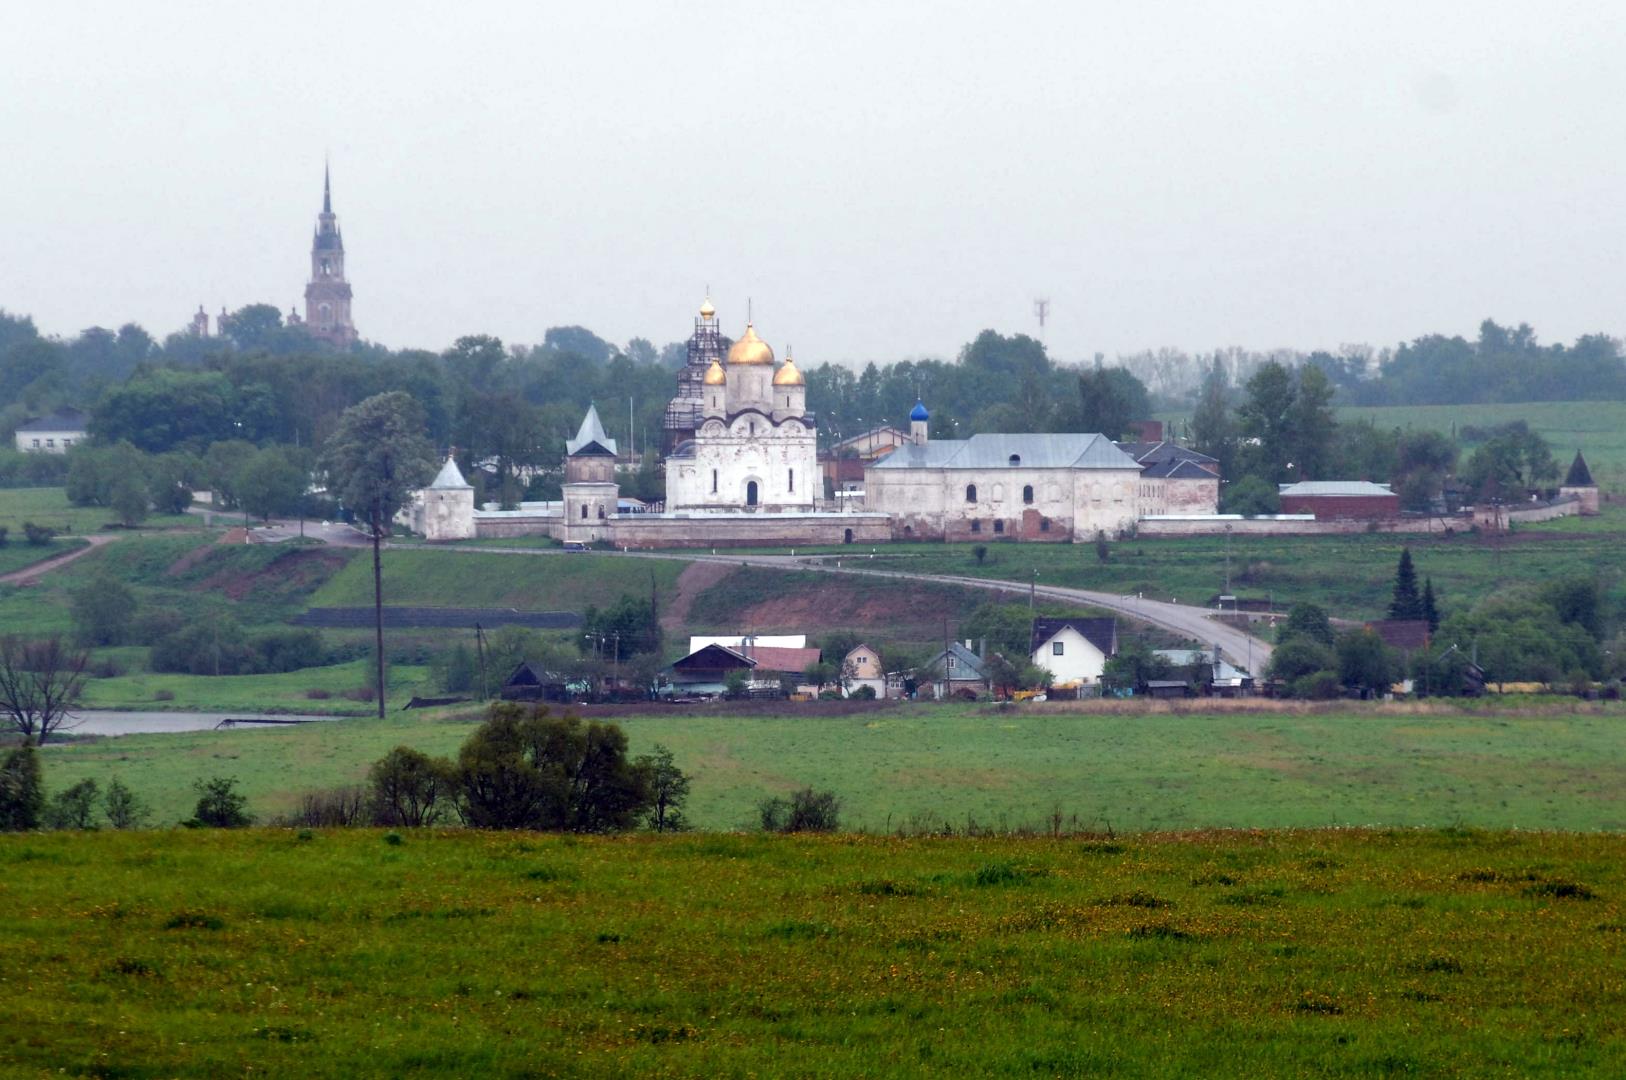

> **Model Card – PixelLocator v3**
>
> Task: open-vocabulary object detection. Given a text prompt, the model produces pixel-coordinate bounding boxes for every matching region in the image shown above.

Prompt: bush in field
[759,787,841,833]
[69,575,138,647]
[1278,603,1334,647]
[849,684,877,700]
[104,777,150,829]
[150,618,256,676]
[636,744,690,833]
[0,744,45,831]
[289,786,370,828]
[250,628,325,673]
[188,776,251,828]
[22,522,55,546]
[109,474,150,527]
[1290,670,1344,700]
[454,705,657,832]
[43,778,100,830]
[1268,639,1337,683]
[368,746,456,827]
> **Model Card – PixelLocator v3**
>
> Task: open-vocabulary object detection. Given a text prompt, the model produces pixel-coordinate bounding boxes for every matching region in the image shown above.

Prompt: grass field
[0,536,86,576]
[309,549,686,611]
[0,485,198,534]
[2,828,1621,1077]
[41,700,1626,832]
[1335,400,1626,482]
[75,660,433,716]
[707,509,1626,623]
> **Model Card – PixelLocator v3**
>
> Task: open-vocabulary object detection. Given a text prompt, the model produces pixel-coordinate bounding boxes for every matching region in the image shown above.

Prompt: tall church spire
[303,163,356,347]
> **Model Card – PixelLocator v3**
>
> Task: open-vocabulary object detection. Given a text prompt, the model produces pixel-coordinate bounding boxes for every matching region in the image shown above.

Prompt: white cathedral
[409,295,1218,547]
[663,300,819,513]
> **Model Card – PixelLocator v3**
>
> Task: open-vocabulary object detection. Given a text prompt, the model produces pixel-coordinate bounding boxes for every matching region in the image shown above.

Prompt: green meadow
[1335,399,1626,481]
[43,701,1626,832]
[307,548,686,611]
[2,828,1621,1077]
[0,485,198,535]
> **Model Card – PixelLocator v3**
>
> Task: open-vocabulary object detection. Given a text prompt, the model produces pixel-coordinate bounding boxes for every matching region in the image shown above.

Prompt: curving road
[422,545,1273,674]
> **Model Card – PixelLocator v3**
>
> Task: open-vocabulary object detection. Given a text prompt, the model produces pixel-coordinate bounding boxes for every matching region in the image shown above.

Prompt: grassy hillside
[713,513,1626,623]
[3,828,1621,1077]
[0,485,197,534]
[0,537,86,576]
[309,548,687,611]
[1336,400,1626,482]
[42,700,1626,831]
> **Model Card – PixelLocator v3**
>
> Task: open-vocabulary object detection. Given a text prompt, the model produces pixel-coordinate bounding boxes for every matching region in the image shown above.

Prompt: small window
[971,520,981,533]
[31,439,40,448]
[1008,454,1021,466]
[966,484,977,504]
[946,655,956,670]
[1023,485,1034,504]
[711,469,718,493]
[1053,641,1064,656]
[993,520,1004,534]
[788,468,794,493]
[597,506,606,519]
[1040,517,1050,532]
[580,504,587,519]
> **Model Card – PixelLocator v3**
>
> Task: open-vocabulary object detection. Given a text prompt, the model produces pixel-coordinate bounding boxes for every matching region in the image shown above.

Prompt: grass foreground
[42,700,1626,832]
[1,828,1621,1077]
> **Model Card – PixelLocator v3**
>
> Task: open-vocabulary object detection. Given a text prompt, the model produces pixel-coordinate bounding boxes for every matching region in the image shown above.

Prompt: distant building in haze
[303,165,357,347]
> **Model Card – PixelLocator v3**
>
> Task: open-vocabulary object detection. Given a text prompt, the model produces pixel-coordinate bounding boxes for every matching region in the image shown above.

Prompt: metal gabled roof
[869,432,1140,471]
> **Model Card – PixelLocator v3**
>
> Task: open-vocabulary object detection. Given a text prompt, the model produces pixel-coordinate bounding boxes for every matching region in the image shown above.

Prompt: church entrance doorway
[746,481,759,507]
[843,528,854,544]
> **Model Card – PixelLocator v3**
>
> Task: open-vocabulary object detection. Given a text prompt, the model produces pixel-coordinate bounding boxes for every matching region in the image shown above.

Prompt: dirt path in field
[661,560,735,632]
[0,534,119,586]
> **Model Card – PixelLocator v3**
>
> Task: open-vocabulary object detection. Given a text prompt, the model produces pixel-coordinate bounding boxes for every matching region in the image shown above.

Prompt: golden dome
[727,323,774,366]
[773,354,804,386]
[703,359,726,385]
[699,296,715,318]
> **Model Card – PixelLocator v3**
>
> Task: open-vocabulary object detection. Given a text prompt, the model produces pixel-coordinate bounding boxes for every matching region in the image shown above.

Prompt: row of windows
[28,437,73,449]
[966,484,1036,504]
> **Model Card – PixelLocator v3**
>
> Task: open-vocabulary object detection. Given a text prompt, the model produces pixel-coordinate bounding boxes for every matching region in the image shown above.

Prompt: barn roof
[15,407,88,433]
[1278,480,1395,497]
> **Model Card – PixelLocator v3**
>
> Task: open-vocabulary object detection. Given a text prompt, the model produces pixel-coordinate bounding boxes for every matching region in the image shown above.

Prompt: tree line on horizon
[0,303,1614,513]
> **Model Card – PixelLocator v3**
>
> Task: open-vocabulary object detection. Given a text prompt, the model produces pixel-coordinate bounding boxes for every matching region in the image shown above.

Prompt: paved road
[412,545,1273,673]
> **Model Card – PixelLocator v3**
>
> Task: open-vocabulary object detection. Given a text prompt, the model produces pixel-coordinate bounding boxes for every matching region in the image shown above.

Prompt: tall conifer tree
[1389,548,1423,621]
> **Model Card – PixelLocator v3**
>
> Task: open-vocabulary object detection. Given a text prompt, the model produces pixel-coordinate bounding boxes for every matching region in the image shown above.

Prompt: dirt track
[0,534,118,586]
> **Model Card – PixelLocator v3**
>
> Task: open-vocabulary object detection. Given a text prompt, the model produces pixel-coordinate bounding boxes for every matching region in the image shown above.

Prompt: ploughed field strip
[2,829,1622,1078]
[290,606,581,629]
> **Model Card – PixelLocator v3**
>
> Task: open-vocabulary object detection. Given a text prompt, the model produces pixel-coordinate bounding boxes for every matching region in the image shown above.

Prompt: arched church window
[993,520,1004,534]
[746,480,759,507]
[597,506,606,519]
[788,468,795,493]
[965,484,977,504]
[580,504,587,519]
[1023,485,1034,504]
[1008,454,1021,466]
[711,469,718,494]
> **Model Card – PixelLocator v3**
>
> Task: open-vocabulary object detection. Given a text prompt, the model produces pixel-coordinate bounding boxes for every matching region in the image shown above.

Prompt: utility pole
[1029,569,1038,612]
[1033,298,1050,340]
[475,623,489,701]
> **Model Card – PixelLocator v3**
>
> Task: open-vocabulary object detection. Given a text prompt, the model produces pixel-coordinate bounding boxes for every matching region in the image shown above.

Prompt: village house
[841,643,887,697]
[13,407,88,453]
[1029,617,1119,689]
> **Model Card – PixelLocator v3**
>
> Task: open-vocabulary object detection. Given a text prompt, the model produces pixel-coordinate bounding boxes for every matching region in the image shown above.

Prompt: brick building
[1278,480,1399,520]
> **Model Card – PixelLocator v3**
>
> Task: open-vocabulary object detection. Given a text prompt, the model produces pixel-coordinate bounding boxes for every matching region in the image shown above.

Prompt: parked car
[562,541,588,552]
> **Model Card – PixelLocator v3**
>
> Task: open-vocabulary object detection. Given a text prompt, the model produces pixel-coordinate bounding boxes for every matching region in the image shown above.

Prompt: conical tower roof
[566,403,618,457]
[429,453,471,490]
[1564,450,1594,487]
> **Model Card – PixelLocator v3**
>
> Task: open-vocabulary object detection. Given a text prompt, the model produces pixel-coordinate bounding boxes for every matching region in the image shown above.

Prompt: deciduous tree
[0,636,87,744]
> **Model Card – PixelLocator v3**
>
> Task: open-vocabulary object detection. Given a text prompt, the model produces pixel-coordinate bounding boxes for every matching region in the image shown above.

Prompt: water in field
[64,712,341,736]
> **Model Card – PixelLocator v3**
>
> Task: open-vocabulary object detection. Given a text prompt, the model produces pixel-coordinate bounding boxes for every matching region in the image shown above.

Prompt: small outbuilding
[1278,480,1400,521]
[500,662,571,702]
[1560,451,1600,515]
[13,407,88,453]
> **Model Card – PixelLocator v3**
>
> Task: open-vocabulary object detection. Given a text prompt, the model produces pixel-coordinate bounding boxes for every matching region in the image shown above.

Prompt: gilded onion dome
[727,322,775,366]
[772,353,804,386]
[703,359,726,385]
[699,296,715,318]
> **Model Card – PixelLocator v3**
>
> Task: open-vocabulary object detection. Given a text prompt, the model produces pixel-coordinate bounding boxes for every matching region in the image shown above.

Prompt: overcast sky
[7,1,1626,366]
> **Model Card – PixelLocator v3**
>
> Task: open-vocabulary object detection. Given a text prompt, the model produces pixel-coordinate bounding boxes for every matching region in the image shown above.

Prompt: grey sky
[7,1,1626,366]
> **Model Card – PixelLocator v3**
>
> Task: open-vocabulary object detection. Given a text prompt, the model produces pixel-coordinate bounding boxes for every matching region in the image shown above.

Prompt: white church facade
[407,297,1218,547]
